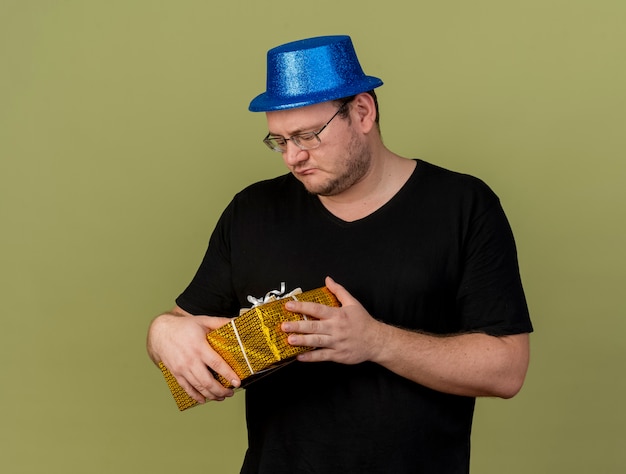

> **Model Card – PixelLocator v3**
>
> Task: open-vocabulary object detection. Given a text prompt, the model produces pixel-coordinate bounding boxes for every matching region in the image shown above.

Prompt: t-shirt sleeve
[175,200,240,317]
[456,187,533,336]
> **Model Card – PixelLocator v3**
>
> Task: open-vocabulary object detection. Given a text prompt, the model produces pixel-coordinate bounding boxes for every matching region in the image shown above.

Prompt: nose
[282,141,309,167]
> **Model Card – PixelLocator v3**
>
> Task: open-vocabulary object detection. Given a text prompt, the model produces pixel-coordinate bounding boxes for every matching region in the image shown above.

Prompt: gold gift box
[159,286,340,411]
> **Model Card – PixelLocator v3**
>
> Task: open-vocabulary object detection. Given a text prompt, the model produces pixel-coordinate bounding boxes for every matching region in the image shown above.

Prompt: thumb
[194,315,234,332]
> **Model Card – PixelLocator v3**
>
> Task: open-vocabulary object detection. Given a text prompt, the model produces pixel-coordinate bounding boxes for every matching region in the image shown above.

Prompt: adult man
[147,35,532,473]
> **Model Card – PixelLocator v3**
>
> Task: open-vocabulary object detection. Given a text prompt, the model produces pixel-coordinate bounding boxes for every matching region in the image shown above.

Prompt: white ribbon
[241,282,302,314]
[229,319,254,376]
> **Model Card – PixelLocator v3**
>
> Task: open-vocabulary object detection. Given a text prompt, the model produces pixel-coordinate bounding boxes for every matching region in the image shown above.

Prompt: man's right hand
[147,306,241,403]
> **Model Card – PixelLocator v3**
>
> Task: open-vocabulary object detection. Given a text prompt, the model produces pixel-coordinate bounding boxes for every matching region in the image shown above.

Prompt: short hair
[333,90,380,127]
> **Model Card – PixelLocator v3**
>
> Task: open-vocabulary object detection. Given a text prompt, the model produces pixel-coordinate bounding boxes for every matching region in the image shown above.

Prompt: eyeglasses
[263,101,349,153]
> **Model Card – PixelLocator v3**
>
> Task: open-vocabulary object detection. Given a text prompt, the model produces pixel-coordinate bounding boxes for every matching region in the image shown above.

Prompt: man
[147,35,532,473]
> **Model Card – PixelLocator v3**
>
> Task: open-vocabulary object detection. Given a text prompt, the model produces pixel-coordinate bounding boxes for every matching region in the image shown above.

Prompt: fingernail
[282,322,291,331]
[285,301,295,310]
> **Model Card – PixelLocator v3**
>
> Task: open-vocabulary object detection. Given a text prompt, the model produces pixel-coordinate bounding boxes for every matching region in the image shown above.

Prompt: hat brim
[248,76,383,112]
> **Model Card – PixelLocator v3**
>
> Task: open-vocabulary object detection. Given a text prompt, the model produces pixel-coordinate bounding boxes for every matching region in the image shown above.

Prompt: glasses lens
[264,136,287,152]
[292,133,320,151]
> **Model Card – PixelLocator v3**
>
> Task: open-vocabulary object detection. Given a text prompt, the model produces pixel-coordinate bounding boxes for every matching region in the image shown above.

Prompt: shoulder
[413,160,501,212]
[234,173,302,203]
[416,160,493,191]
[219,173,311,224]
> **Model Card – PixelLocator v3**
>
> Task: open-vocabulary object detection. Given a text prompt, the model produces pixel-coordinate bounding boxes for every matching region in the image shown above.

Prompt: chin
[297,171,350,196]
[296,177,328,195]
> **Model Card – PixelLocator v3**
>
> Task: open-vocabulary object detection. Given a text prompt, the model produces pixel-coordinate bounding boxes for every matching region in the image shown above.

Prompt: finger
[324,276,359,306]
[204,352,241,389]
[194,315,234,332]
[171,365,229,403]
[284,300,335,320]
[191,317,242,388]
[184,368,234,402]
[176,377,208,403]
[287,332,330,348]
[282,317,328,335]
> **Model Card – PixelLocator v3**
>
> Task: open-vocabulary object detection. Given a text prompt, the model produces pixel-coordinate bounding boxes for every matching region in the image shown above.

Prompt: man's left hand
[281,276,385,364]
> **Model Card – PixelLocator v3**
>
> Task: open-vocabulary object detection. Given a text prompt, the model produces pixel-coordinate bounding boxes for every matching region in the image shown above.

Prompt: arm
[369,326,529,399]
[147,306,241,403]
[282,277,530,399]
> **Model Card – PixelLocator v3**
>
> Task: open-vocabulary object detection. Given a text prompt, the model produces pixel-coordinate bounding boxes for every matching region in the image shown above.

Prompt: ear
[351,92,378,134]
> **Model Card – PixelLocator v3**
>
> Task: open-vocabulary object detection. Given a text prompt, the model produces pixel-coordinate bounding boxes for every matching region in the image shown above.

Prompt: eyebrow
[267,121,324,138]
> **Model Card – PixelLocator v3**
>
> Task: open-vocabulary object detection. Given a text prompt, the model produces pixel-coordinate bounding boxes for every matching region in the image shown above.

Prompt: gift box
[159,286,340,411]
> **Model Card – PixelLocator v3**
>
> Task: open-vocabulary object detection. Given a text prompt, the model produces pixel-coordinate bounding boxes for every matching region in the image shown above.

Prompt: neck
[318,150,416,222]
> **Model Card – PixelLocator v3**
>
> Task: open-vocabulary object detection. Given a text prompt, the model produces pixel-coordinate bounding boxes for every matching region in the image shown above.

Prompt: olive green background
[1,1,624,472]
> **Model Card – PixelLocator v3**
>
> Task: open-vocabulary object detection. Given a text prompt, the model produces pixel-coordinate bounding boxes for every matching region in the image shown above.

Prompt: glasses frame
[263,101,350,153]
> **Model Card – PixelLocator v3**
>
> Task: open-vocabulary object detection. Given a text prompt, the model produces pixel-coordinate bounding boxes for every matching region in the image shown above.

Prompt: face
[266,102,372,197]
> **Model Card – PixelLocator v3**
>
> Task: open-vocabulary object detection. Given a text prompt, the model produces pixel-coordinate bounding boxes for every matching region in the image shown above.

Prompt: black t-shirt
[177,160,533,473]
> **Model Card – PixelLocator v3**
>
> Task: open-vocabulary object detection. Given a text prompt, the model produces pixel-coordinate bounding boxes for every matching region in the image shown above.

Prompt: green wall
[1,1,624,472]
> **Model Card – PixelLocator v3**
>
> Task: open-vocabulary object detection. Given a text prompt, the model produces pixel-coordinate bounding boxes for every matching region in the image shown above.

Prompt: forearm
[372,323,530,399]
[282,278,530,399]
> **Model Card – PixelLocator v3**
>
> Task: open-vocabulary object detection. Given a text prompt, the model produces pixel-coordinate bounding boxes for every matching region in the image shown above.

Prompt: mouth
[293,167,316,176]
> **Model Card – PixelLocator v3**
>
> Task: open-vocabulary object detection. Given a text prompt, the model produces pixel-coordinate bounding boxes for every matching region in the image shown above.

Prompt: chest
[229,203,465,331]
